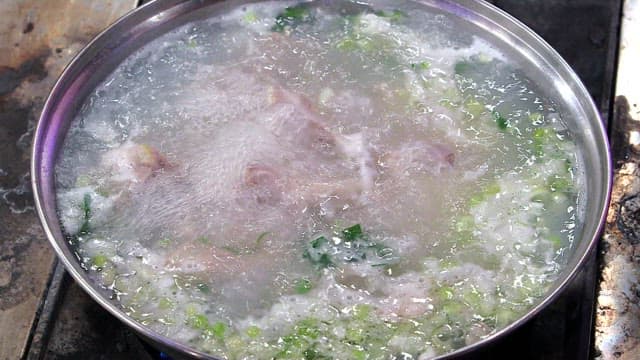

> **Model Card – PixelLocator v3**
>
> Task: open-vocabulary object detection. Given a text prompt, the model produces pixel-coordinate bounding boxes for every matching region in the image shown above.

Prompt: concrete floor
[0,2,136,359]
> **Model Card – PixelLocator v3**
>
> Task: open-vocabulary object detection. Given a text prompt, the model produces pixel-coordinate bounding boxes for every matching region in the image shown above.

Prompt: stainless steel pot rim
[31,1,612,359]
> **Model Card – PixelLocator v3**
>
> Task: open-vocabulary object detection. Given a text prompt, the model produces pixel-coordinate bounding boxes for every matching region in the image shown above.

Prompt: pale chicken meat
[91,69,458,295]
[101,141,169,189]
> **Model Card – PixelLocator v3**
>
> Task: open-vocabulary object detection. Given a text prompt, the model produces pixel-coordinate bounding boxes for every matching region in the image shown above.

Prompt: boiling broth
[55,1,583,358]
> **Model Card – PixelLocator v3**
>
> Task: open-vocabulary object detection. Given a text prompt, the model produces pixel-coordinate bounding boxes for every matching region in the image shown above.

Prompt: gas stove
[9,1,623,359]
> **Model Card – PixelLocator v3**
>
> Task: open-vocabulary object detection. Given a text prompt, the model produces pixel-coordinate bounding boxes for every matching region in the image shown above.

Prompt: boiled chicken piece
[240,163,286,206]
[166,241,278,280]
[379,141,455,178]
[101,141,168,188]
[97,72,457,295]
[163,112,457,286]
[264,87,378,195]
[378,278,434,318]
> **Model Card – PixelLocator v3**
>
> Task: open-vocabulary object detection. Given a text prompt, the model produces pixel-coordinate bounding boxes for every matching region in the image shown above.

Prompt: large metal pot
[31,0,612,358]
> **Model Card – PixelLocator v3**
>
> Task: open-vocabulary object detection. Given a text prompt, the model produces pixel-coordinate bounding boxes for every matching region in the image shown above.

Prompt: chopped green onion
[454,61,470,75]
[310,236,328,248]
[351,349,367,360]
[304,225,398,270]
[353,304,371,320]
[256,231,270,246]
[548,234,563,250]
[435,285,455,301]
[532,127,553,157]
[159,297,174,310]
[272,4,312,32]
[295,318,320,339]
[342,224,363,241]
[529,112,544,125]
[411,61,430,70]
[485,182,501,196]
[209,321,227,340]
[189,314,209,330]
[549,176,571,193]
[95,186,110,197]
[316,253,333,268]
[302,347,329,360]
[454,215,475,233]
[493,110,508,130]
[246,325,261,339]
[345,326,366,344]
[335,36,377,52]
[221,245,242,255]
[294,278,313,294]
[374,9,407,22]
[75,174,91,187]
[197,236,210,245]
[303,236,334,270]
[335,38,359,51]
[78,193,92,235]
[243,10,258,24]
[196,283,210,293]
[92,254,108,268]
[464,98,486,120]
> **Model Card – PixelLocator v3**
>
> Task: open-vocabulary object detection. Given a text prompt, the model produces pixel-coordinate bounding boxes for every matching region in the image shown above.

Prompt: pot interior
[32,1,611,359]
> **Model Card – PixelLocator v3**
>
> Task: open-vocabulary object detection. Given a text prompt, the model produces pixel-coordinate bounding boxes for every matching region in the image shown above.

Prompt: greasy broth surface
[55,1,583,358]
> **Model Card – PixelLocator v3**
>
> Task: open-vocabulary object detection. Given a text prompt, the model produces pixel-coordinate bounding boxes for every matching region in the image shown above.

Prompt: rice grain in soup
[55,1,584,358]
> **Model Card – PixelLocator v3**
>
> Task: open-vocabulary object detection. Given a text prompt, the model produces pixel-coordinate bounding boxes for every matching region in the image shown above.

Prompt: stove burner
[22,0,622,359]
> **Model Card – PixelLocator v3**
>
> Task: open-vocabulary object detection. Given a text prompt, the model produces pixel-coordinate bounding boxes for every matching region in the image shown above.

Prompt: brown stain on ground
[0,53,49,310]
[22,22,34,34]
[0,1,136,69]
[0,1,136,359]
[0,51,56,360]
[596,95,640,360]
[0,51,48,95]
